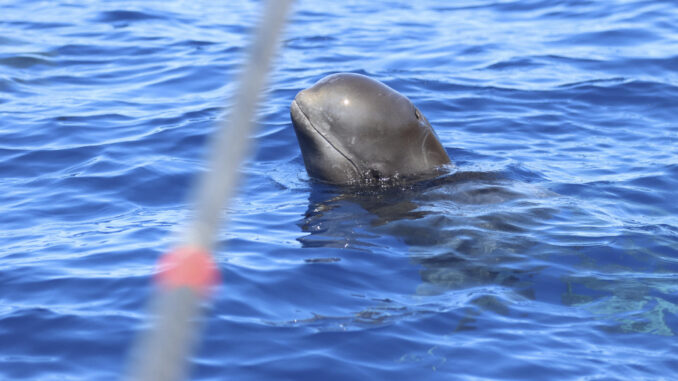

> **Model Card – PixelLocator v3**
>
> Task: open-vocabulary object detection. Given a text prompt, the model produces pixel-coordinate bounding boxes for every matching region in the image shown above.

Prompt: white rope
[188,0,294,250]
[126,1,294,380]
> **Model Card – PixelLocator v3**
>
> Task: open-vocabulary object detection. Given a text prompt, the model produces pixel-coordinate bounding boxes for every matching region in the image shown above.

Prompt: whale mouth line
[291,99,361,177]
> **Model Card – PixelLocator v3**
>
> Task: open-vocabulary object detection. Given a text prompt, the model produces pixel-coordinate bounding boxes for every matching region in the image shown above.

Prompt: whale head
[290,73,451,185]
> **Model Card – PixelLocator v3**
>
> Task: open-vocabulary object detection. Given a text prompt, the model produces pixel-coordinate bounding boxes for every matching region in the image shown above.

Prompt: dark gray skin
[290,73,451,185]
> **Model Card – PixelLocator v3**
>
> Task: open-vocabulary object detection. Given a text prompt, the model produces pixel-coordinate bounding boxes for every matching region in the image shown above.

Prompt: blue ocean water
[1,0,677,379]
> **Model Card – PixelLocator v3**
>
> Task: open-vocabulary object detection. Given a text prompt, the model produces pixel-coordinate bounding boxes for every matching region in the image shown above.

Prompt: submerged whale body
[290,73,451,185]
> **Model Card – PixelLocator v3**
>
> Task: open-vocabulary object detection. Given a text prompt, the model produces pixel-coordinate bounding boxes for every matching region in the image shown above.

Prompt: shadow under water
[296,169,678,336]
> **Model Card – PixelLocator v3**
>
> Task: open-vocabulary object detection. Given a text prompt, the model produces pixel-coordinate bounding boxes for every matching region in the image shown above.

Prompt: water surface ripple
[1,0,677,380]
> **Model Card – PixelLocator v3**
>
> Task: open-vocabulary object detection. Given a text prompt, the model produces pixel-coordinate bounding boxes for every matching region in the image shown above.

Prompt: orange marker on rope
[155,247,221,297]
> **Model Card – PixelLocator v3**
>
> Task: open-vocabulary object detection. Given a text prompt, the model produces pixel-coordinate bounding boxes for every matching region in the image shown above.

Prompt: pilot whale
[290,73,451,185]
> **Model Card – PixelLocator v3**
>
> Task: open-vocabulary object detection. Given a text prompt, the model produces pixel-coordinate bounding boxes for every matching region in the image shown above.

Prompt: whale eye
[367,169,381,180]
[414,108,421,120]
